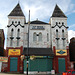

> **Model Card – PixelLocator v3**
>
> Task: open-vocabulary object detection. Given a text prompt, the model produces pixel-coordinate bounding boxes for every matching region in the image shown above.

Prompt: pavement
[0,73,24,75]
[0,72,62,75]
[0,73,56,75]
[0,73,52,75]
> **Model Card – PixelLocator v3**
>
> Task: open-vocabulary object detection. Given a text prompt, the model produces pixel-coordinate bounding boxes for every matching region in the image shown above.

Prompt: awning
[23,48,54,56]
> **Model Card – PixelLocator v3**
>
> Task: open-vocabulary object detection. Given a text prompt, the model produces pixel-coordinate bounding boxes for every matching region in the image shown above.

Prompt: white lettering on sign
[31,26,45,30]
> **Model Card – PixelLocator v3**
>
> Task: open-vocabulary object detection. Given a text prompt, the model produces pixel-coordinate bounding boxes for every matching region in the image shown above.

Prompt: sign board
[30,56,44,58]
[56,50,67,56]
[31,26,45,30]
[0,57,8,62]
[8,49,20,56]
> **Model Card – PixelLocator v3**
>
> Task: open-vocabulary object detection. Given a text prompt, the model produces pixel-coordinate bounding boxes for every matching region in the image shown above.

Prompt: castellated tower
[7,3,26,47]
[50,4,68,50]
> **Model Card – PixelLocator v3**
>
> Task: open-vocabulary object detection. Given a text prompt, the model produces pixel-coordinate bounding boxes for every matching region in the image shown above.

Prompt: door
[0,62,2,72]
[58,58,66,72]
[10,57,18,71]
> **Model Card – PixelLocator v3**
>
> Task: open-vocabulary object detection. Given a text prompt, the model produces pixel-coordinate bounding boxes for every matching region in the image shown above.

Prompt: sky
[0,0,75,49]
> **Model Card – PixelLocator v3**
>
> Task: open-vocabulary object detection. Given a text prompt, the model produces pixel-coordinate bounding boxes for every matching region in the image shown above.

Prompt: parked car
[62,70,75,75]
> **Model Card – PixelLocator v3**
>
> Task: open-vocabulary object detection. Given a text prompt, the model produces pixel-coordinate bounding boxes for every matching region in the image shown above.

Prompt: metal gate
[10,57,18,71]
[24,58,52,71]
[58,58,66,72]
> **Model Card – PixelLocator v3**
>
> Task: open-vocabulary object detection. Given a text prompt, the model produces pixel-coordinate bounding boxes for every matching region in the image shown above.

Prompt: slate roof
[26,20,48,24]
[23,48,54,56]
[52,4,67,18]
[8,3,24,16]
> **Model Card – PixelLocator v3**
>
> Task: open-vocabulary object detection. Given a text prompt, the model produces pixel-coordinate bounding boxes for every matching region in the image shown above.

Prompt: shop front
[0,57,8,72]
[24,56,53,73]
[53,48,69,73]
[23,48,54,74]
[7,47,23,73]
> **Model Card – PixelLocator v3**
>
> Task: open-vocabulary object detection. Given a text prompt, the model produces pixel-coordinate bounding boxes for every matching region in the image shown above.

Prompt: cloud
[73,10,75,13]
[68,30,75,42]
[69,24,75,31]
[0,0,75,48]
[20,0,75,22]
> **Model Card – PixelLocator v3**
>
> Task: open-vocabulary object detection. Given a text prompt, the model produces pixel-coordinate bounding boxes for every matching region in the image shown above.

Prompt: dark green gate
[24,57,52,72]
[10,57,18,71]
[58,58,66,72]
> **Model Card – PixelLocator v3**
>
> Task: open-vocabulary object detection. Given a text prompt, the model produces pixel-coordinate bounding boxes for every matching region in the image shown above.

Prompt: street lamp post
[27,10,30,75]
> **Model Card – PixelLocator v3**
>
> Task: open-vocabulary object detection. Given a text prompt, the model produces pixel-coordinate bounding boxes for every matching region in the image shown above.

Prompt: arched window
[63,40,65,47]
[11,29,14,37]
[62,30,64,38]
[17,29,20,46]
[56,29,58,38]
[62,22,64,25]
[18,21,20,24]
[26,33,28,41]
[12,21,14,24]
[10,39,13,46]
[56,29,59,49]
[56,40,59,49]
[38,33,42,41]
[33,32,37,41]
[62,30,65,47]
[10,29,14,46]
[15,21,17,23]
[47,33,49,41]
[17,29,20,37]
[17,39,19,46]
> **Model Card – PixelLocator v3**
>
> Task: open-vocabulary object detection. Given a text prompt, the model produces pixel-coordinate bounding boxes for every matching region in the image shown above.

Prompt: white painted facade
[50,17,68,50]
[7,23,51,48]
[7,17,68,50]
[7,16,25,48]
[6,4,69,50]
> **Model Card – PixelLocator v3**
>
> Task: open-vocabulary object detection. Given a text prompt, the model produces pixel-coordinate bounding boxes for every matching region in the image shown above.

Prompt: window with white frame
[26,33,28,41]
[62,30,64,38]
[10,29,14,46]
[17,29,20,46]
[33,32,37,41]
[56,29,59,49]
[11,29,14,37]
[17,29,20,37]
[10,39,13,46]
[63,40,65,47]
[17,39,19,46]
[38,33,42,41]
[47,33,49,41]
[56,29,58,38]
[57,40,59,49]
[56,22,58,25]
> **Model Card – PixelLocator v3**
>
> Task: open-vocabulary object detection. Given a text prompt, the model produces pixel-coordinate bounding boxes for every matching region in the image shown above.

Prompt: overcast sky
[0,0,75,49]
